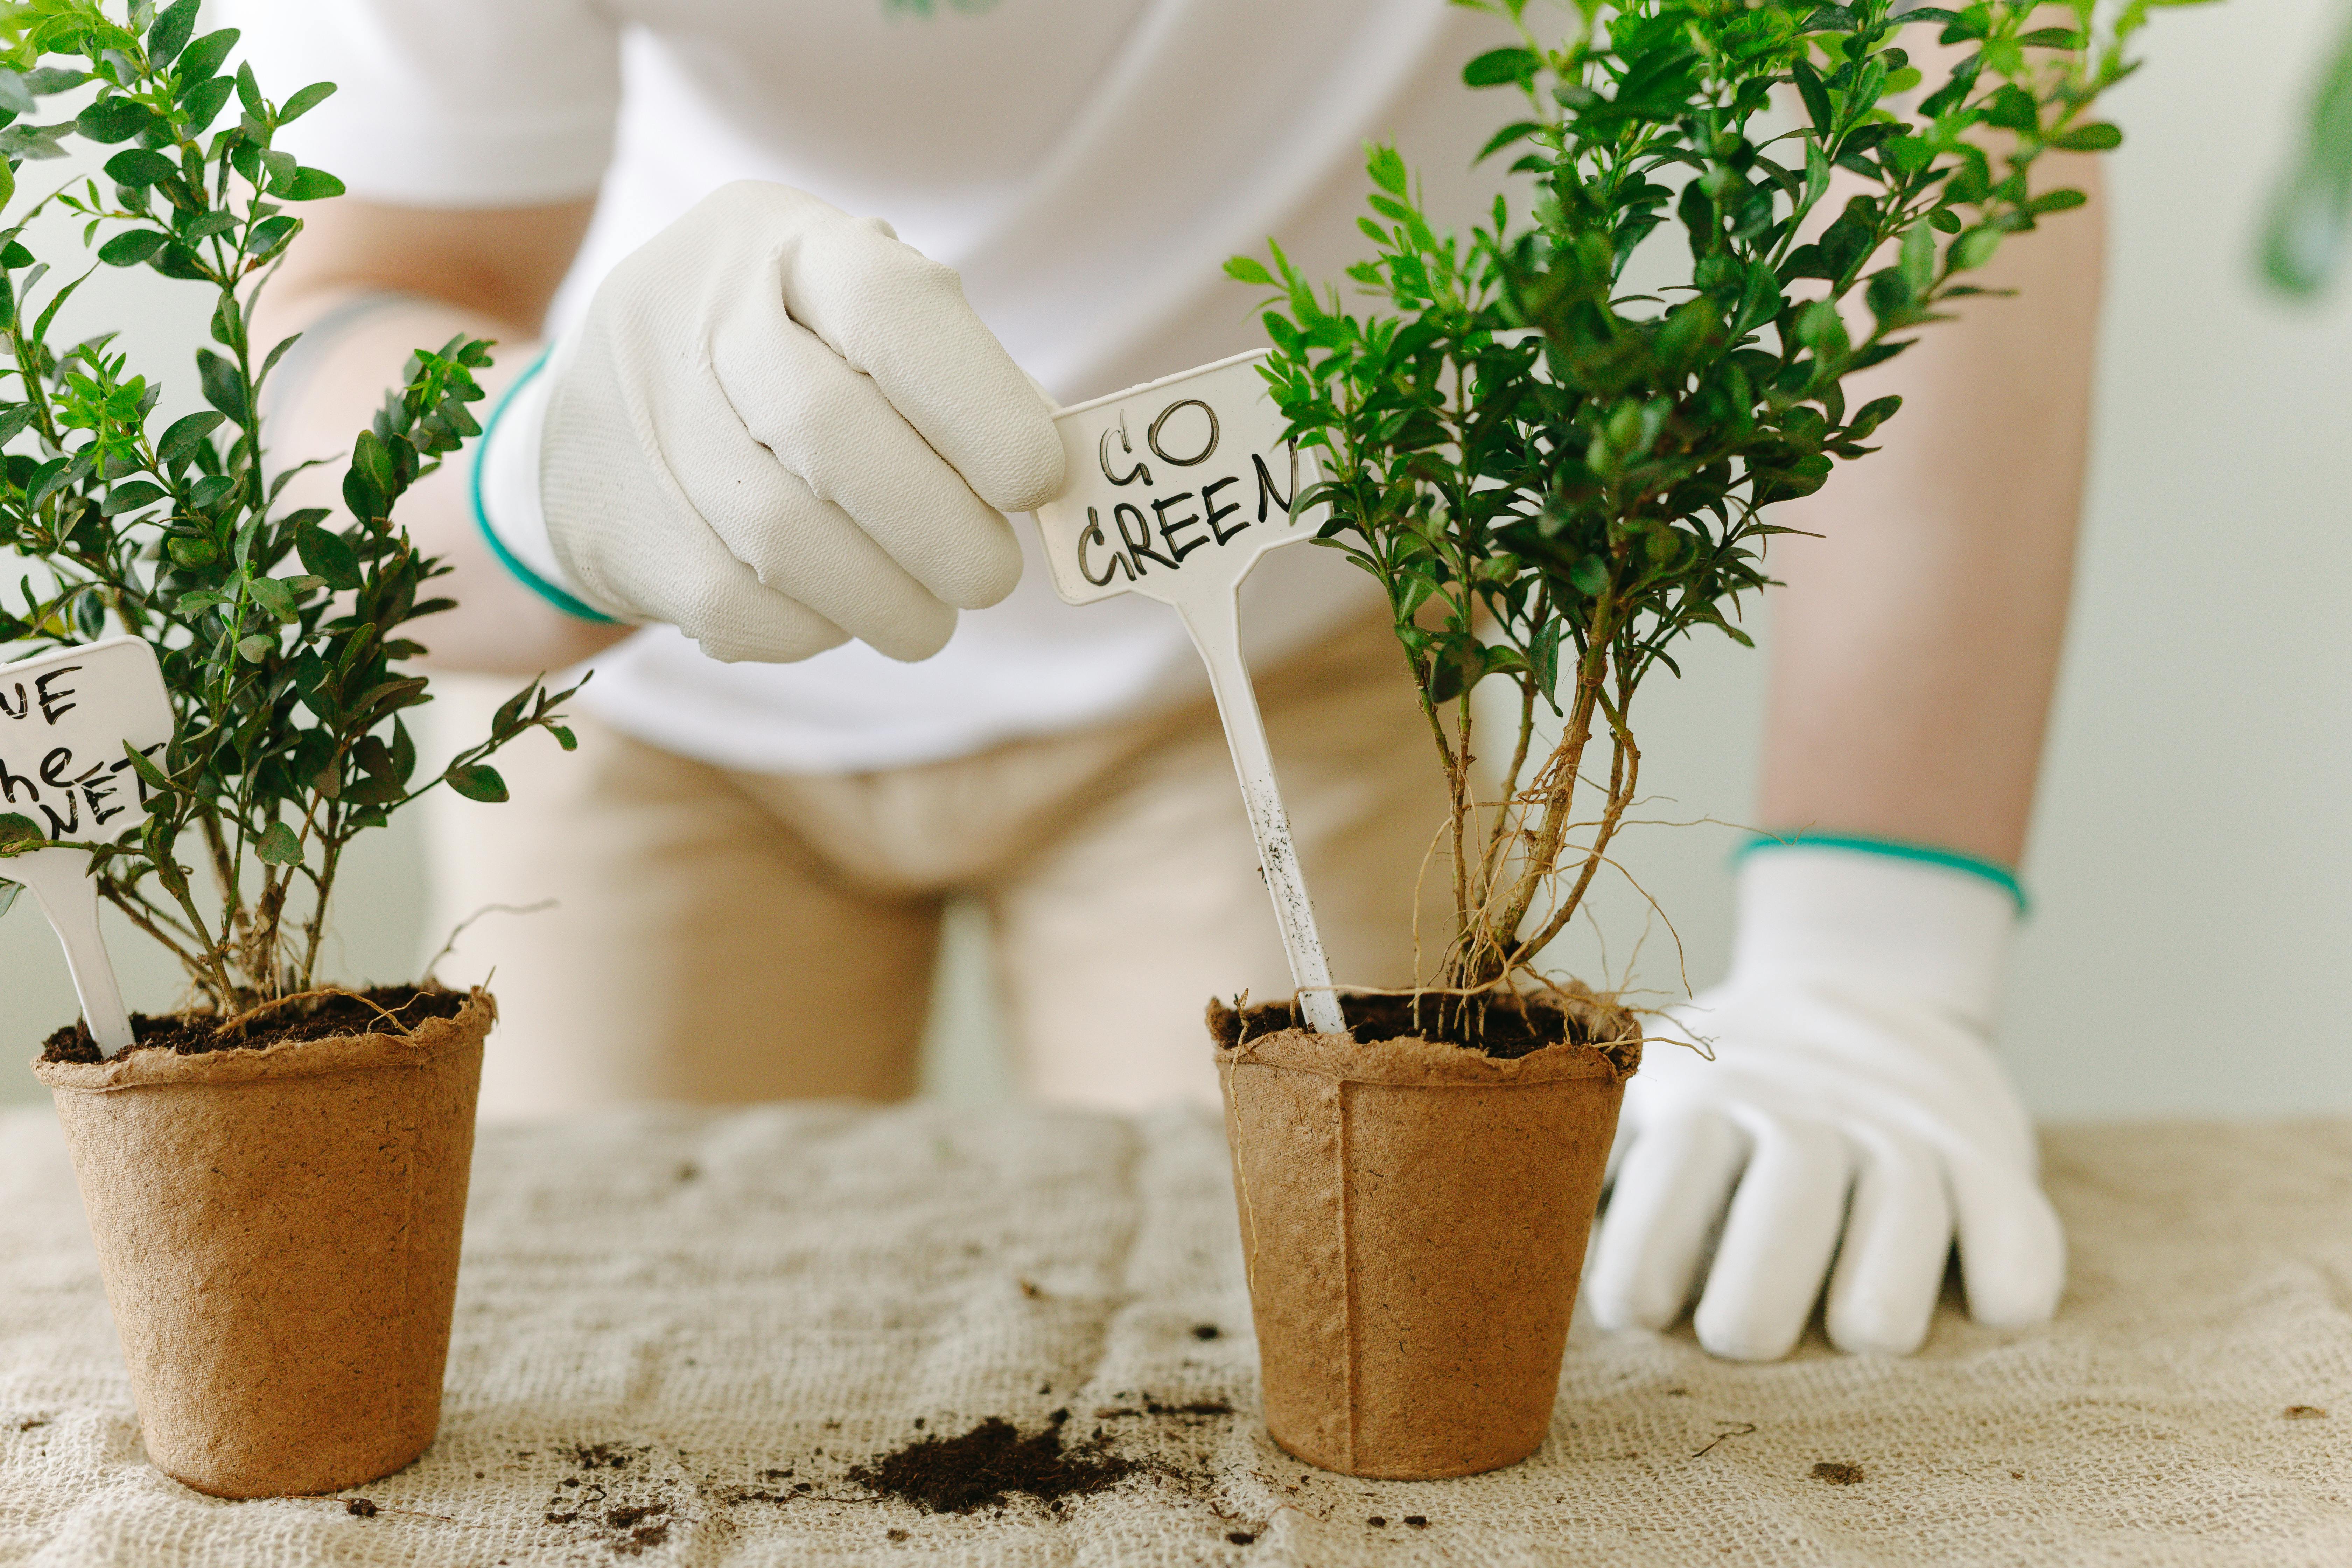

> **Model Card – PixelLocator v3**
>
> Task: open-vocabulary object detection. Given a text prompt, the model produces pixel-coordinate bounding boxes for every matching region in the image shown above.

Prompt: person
[233,0,2101,1364]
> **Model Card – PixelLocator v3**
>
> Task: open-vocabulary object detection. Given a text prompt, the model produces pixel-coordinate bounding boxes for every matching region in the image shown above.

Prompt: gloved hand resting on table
[474,180,1065,664]
[1586,841,2064,1361]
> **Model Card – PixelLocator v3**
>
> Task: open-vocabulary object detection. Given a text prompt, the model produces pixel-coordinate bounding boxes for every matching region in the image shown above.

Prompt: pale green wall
[6,0,2350,1115]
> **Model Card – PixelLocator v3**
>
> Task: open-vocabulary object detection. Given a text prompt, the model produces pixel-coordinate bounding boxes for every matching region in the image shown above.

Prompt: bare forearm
[1757,163,2105,867]
[253,200,625,675]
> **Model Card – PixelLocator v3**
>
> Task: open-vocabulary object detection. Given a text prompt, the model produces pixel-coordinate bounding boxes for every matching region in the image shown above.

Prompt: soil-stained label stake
[0,636,174,1056]
[1032,351,1345,1034]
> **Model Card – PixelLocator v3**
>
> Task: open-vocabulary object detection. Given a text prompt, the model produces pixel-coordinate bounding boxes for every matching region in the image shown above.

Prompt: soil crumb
[344,1498,378,1517]
[1093,1396,1235,1420]
[1811,1461,1866,1485]
[2286,1405,2329,1420]
[1404,1515,1428,1527]
[1208,990,1632,1063]
[1191,1324,1222,1341]
[41,986,469,1063]
[1228,1530,1257,1545]
[573,1443,637,1470]
[847,1412,1138,1515]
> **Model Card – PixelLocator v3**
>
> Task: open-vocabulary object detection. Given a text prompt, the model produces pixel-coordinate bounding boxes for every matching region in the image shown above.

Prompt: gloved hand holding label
[1030,351,1345,1035]
[0,636,174,1057]
[1586,845,2064,1360]
[476,181,1066,664]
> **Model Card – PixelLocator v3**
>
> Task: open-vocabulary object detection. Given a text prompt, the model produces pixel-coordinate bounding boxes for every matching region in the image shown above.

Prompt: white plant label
[1031,350,1346,1036]
[0,636,174,1057]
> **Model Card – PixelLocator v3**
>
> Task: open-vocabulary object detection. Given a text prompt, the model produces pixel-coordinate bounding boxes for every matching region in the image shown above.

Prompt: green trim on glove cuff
[471,347,620,626]
[1735,831,2029,914]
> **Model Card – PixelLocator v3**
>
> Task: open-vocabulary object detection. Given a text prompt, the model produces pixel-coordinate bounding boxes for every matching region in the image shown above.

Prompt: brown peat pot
[1212,990,1638,1479]
[31,990,492,1498]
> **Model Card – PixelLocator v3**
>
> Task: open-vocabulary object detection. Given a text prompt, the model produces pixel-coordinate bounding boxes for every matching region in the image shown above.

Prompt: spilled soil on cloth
[1209,990,1622,1061]
[845,1411,1140,1515]
[39,985,468,1063]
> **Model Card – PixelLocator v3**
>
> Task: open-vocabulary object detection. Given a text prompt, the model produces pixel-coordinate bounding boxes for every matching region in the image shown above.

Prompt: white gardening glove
[474,180,1064,663]
[1586,842,2064,1361]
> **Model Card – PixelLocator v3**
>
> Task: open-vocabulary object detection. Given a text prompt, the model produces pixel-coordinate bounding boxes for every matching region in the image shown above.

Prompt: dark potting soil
[845,1412,1140,1515]
[1208,990,1622,1061]
[38,985,469,1064]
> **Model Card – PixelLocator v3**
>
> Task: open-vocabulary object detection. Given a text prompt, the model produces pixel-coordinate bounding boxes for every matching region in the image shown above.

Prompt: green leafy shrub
[1230,0,2177,1033]
[0,0,574,1015]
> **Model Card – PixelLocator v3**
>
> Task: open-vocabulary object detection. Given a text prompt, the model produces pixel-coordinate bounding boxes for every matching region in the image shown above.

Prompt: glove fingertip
[869,612,957,665]
[974,432,1068,516]
[1693,1308,1804,1364]
[696,625,848,665]
[1953,1169,2067,1330]
[1826,1300,1933,1357]
[1965,1269,2064,1331]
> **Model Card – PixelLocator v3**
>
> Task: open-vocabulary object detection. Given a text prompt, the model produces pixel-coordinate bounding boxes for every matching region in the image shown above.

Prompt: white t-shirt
[235,0,1514,774]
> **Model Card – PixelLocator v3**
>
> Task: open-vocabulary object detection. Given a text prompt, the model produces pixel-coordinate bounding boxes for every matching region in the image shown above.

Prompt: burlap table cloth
[2,1101,2346,1565]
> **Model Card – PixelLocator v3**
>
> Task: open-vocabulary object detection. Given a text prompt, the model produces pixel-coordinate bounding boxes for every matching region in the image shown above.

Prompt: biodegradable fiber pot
[30,990,493,1499]
[1213,991,1639,1480]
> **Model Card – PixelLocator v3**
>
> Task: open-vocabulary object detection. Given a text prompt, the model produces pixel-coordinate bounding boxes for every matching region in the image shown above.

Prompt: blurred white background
[3,0,2347,1116]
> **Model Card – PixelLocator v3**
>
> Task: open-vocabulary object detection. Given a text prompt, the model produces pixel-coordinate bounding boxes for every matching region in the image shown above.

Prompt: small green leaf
[96,228,168,267]
[1463,47,1539,89]
[2025,188,2090,216]
[248,215,299,258]
[1949,224,2004,272]
[158,410,224,467]
[0,812,44,852]
[121,741,175,795]
[196,349,248,422]
[353,427,395,493]
[280,80,336,123]
[272,167,344,202]
[103,148,177,188]
[2049,122,2122,153]
[254,821,303,865]
[75,96,154,144]
[1791,56,1833,132]
[0,878,18,919]
[101,481,167,515]
[443,762,508,803]
[236,633,274,663]
[343,466,386,522]
[175,29,240,88]
[1223,256,1275,286]
[297,524,362,591]
[178,75,234,133]
[1474,119,1544,165]
[147,0,201,64]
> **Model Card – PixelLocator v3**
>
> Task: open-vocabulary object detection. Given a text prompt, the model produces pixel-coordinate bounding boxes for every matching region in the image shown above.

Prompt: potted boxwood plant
[2,0,575,1499]
[1217,0,2157,1479]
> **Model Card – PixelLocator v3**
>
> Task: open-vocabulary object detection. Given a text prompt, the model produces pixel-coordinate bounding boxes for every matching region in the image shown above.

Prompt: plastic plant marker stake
[0,636,175,1057]
[1029,351,1345,1036]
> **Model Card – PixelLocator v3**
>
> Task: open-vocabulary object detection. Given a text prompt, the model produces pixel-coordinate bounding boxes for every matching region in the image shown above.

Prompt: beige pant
[421,614,1448,1117]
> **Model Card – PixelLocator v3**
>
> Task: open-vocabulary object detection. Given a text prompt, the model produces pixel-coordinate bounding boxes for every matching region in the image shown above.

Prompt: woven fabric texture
[2,1102,2346,1566]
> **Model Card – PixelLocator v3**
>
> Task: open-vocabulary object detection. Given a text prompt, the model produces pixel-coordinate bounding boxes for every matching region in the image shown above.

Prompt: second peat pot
[1204,0,2160,1479]
[1214,992,1637,1478]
